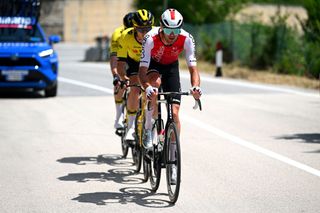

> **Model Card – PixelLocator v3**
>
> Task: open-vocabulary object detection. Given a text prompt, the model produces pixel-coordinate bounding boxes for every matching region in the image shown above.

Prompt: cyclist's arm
[184,32,201,99]
[183,32,197,68]
[138,66,150,89]
[117,59,127,80]
[139,34,154,89]
[189,65,201,100]
[188,66,200,87]
[116,33,129,80]
[109,29,121,76]
[183,32,200,87]
[139,34,153,69]
[110,55,118,76]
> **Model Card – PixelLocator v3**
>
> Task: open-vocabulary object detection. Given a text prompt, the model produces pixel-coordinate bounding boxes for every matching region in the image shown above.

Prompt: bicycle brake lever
[192,100,198,110]
[193,99,202,111]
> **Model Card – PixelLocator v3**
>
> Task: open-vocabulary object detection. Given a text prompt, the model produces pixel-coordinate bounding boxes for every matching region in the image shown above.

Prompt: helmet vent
[163,20,170,27]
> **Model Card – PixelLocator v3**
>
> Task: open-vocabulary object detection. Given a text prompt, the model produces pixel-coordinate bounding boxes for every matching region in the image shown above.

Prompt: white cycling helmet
[160,8,183,29]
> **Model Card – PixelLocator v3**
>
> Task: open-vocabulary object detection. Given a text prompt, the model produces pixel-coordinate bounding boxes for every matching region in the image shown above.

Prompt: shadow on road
[72,187,172,208]
[58,168,143,185]
[57,154,173,208]
[276,133,320,153]
[0,89,44,99]
[57,154,139,184]
[57,154,134,167]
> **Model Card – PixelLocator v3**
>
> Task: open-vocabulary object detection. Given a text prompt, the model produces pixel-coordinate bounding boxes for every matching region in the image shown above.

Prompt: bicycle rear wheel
[165,122,181,204]
[149,120,162,192]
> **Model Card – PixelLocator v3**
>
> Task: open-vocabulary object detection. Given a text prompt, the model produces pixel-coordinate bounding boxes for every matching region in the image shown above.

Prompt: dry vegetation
[180,59,320,90]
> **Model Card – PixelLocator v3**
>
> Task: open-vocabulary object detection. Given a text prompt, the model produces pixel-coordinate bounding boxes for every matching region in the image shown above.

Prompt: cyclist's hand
[113,74,120,87]
[190,86,202,100]
[121,79,129,88]
[146,85,158,99]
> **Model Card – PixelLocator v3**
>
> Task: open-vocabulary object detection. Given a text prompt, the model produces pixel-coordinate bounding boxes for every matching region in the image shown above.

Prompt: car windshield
[0,26,44,43]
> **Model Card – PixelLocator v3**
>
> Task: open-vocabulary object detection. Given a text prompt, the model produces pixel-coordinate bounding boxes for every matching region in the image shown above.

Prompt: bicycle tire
[131,142,142,171]
[149,121,162,192]
[165,122,181,204]
[121,128,129,158]
[142,150,150,182]
[120,90,129,158]
[132,109,143,172]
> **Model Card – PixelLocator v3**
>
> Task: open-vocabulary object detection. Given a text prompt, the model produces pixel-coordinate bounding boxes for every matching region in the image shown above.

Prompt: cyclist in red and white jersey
[139,8,202,150]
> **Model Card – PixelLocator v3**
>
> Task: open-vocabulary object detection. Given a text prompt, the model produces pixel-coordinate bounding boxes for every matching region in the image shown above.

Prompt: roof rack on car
[0,0,41,26]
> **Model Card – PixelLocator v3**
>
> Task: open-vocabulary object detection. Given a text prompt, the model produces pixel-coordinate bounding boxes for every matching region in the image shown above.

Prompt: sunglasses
[135,27,152,33]
[163,28,181,35]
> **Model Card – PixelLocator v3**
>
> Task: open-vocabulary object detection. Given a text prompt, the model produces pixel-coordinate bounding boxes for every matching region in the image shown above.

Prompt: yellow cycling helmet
[132,9,154,27]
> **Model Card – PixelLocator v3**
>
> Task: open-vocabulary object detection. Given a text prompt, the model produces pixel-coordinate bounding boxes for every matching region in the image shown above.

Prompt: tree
[300,0,320,78]
[133,0,247,25]
[301,0,320,43]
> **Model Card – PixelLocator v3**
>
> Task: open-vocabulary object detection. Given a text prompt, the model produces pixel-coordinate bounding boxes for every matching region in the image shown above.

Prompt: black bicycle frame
[155,93,176,167]
[156,93,173,132]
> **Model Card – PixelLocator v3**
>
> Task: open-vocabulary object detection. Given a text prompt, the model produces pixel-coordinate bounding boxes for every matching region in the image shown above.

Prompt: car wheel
[45,83,57,97]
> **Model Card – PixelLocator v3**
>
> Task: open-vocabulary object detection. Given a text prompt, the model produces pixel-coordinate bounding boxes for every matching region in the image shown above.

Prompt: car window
[0,26,44,43]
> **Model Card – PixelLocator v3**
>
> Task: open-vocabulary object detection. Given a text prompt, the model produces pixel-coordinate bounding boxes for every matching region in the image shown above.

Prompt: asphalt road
[0,43,319,213]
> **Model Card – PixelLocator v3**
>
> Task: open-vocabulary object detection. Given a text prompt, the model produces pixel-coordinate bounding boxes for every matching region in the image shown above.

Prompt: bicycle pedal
[115,128,124,136]
[126,140,135,147]
[115,130,122,137]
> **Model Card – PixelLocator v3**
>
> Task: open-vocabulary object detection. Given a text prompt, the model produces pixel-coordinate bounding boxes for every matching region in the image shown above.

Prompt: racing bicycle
[144,90,202,204]
[133,87,146,173]
[114,82,143,167]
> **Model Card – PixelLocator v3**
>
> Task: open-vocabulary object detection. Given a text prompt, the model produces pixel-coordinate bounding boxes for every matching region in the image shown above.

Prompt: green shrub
[304,41,320,79]
[185,20,319,79]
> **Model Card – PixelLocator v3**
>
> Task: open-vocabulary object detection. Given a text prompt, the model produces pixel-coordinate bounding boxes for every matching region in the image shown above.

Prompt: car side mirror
[49,35,61,44]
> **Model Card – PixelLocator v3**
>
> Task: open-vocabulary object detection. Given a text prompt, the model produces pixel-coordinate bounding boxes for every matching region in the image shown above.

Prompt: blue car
[0,16,60,97]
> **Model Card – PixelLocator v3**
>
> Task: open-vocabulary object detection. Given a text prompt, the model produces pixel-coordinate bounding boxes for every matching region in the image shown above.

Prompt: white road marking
[58,77,113,94]
[182,115,320,178]
[180,72,319,98]
[59,76,320,177]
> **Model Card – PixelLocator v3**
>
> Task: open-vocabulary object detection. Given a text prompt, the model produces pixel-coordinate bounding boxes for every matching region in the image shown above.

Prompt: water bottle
[159,129,165,144]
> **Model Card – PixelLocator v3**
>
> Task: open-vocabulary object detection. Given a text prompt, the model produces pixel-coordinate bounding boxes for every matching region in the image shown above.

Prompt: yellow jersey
[117,27,143,62]
[110,25,125,56]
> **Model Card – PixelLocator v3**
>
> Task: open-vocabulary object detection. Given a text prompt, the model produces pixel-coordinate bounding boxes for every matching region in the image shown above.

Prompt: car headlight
[39,49,54,57]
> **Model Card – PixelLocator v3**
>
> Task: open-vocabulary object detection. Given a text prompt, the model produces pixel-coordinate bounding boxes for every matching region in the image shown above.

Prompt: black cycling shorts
[126,57,139,77]
[147,59,181,105]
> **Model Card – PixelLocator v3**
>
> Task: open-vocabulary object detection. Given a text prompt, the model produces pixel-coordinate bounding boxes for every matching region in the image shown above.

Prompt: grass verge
[180,59,320,90]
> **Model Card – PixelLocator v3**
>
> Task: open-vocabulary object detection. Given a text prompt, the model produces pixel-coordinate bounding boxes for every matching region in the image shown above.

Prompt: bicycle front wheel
[121,126,129,158]
[165,122,181,204]
[142,149,150,182]
[149,121,162,192]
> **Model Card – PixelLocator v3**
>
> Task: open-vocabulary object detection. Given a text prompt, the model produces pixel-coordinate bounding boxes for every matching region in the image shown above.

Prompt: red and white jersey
[140,27,197,67]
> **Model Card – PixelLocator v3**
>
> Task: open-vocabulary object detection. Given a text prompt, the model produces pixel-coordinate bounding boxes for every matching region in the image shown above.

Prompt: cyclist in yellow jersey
[110,12,134,130]
[117,9,154,141]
